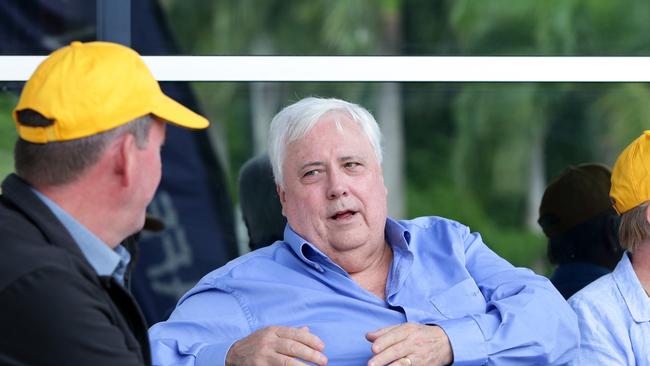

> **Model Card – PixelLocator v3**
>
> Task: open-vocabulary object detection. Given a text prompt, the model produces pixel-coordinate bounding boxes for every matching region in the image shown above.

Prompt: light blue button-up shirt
[569,252,650,365]
[149,216,578,365]
[32,189,131,285]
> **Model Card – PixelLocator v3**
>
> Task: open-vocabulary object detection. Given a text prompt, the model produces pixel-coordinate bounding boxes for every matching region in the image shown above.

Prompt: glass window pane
[2,79,640,271]
[183,81,639,272]
[161,1,650,56]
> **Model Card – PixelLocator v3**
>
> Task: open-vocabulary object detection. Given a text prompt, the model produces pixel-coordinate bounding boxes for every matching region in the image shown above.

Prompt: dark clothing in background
[238,155,286,251]
[539,163,622,299]
[550,261,610,299]
[0,174,150,366]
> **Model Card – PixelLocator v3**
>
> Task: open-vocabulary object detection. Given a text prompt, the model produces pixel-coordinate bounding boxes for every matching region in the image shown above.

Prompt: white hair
[267,97,383,187]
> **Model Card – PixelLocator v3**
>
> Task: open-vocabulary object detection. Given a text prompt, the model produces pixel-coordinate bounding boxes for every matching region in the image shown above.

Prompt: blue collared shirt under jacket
[32,188,131,285]
[569,252,650,365]
[149,217,578,365]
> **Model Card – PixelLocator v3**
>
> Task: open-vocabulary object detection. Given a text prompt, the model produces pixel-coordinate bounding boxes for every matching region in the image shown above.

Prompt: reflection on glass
[192,81,646,273]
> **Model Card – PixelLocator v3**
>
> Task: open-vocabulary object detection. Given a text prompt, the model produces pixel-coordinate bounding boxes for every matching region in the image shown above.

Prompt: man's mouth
[330,210,357,220]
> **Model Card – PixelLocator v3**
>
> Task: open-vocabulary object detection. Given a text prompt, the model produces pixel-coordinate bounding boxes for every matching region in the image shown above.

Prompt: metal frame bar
[2,56,650,82]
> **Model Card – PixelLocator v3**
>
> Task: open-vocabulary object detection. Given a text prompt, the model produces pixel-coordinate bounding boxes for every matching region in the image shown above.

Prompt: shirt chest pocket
[429,278,486,319]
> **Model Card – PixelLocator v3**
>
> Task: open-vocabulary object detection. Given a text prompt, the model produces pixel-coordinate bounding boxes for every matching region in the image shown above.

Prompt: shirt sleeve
[148,283,251,366]
[568,295,630,365]
[435,227,579,365]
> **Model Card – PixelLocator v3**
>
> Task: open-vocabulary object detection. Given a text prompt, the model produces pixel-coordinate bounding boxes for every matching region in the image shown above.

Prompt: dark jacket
[0,174,151,366]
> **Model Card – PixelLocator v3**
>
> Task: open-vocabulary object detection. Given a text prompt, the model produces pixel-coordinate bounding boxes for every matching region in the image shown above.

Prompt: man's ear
[276,184,287,217]
[114,133,136,187]
[645,204,650,226]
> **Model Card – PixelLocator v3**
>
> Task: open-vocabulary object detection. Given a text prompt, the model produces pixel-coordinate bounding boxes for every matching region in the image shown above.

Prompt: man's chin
[129,214,147,236]
[329,232,373,251]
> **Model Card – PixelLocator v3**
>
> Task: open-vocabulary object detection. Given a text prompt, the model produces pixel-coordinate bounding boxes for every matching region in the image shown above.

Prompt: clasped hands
[225,322,453,366]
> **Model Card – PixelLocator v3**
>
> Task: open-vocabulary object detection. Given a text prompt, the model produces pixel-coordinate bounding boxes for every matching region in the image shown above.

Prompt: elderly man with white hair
[149,97,578,366]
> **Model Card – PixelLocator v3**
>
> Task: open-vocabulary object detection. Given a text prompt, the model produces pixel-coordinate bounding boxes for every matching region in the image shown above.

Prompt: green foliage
[574,1,650,55]
[0,93,17,183]
[160,0,650,273]
[407,182,548,272]
[403,0,650,271]
[587,84,650,162]
[448,83,548,227]
[322,1,380,54]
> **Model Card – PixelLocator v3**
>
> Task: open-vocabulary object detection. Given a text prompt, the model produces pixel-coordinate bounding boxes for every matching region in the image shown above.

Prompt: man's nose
[326,169,348,199]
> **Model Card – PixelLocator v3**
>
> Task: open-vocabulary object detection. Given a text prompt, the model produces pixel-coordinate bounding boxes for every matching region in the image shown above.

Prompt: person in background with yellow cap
[0,41,208,365]
[568,131,650,365]
[538,163,623,299]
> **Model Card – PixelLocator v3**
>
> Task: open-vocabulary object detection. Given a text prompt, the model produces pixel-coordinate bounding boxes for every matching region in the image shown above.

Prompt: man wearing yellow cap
[568,131,650,365]
[0,41,208,365]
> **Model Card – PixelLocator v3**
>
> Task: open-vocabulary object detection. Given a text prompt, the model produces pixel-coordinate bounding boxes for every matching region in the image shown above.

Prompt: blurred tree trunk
[378,1,405,219]
[525,130,545,232]
[250,36,280,155]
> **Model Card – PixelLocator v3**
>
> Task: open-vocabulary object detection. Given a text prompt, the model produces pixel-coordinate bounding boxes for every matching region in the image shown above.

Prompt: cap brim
[153,93,209,129]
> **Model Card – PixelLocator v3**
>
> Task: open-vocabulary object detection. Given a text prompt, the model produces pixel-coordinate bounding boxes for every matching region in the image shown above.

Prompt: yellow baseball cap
[13,41,208,143]
[610,130,650,214]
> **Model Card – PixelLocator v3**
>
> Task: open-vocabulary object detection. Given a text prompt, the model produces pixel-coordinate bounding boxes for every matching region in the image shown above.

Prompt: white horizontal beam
[2,56,650,82]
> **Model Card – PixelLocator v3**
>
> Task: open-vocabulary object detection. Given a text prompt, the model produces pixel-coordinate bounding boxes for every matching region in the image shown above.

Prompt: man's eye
[344,162,360,168]
[303,170,318,177]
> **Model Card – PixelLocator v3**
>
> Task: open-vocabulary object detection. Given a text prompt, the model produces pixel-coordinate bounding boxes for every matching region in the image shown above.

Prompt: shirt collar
[283,225,332,273]
[385,218,412,254]
[31,188,130,282]
[613,251,650,322]
[283,218,414,273]
[384,218,414,295]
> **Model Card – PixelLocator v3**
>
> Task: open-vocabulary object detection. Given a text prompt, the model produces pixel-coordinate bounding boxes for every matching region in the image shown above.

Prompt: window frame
[2,55,650,82]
